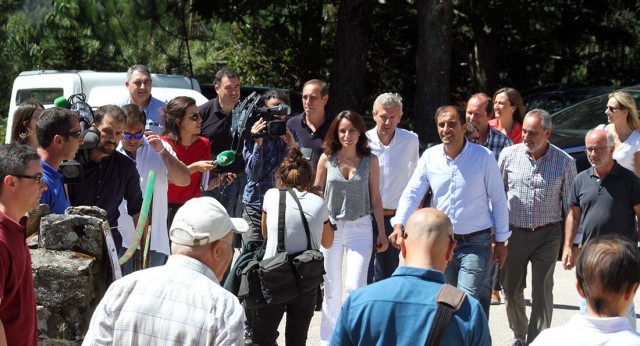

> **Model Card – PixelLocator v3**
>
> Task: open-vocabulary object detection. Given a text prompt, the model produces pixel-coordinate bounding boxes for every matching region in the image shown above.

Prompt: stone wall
[31,206,112,345]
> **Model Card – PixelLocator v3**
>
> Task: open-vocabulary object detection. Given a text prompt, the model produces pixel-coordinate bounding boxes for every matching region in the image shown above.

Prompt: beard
[97,141,117,155]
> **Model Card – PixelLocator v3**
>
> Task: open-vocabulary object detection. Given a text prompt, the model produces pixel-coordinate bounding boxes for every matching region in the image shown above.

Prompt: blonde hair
[609,91,640,131]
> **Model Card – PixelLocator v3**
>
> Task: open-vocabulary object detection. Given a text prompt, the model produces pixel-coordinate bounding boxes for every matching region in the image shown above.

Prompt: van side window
[16,88,64,105]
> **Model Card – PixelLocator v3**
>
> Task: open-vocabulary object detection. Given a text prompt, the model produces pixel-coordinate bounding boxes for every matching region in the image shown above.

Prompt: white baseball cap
[170,197,249,246]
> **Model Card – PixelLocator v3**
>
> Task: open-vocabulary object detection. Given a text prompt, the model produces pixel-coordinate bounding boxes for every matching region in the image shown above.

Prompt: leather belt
[454,228,491,241]
[513,221,561,232]
[383,209,396,217]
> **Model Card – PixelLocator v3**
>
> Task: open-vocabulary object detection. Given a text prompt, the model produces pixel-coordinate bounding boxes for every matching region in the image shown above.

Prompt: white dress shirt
[391,141,511,242]
[367,128,420,209]
[531,314,640,346]
[117,138,175,256]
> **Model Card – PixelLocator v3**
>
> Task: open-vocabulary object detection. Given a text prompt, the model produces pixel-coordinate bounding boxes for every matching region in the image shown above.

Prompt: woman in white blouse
[602,91,640,175]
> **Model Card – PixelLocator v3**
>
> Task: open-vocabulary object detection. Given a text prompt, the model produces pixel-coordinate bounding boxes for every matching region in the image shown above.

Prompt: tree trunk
[414,0,453,143]
[328,0,372,115]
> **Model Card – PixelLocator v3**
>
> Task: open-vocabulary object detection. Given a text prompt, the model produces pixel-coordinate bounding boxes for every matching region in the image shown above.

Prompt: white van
[6,70,209,143]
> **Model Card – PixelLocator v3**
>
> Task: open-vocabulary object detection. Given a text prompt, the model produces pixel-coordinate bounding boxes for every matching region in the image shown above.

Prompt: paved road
[269,260,640,345]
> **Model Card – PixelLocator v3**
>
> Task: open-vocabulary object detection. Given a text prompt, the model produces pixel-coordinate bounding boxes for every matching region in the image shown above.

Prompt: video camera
[230,92,291,147]
[55,93,101,184]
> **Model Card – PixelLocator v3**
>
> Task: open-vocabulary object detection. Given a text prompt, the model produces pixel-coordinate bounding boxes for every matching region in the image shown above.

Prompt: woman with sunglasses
[10,100,44,148]
[161,96,234,226]
[314,110,388,345]
[600,91,640,175]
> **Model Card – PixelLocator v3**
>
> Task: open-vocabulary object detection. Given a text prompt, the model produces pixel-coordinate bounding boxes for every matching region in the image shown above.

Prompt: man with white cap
[83,197,249,345]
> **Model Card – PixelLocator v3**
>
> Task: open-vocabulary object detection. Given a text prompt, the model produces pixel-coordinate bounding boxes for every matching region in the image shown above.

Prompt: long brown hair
[11,100,44,144]
[162,96,196,142]
[322,110,371,156]
[275,147,313,191]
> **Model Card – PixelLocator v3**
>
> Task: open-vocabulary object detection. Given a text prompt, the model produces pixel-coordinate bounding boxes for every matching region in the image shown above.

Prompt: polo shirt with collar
[40,159,70,214]
[198,97,245,174]
[569,161,640,244]
[287,111,334,169]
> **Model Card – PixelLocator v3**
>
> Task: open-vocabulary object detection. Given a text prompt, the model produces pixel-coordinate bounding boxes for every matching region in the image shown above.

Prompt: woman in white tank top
[602,91,640,175]
[314,110,388,345]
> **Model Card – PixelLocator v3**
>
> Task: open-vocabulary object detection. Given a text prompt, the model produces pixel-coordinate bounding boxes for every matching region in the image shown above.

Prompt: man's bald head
[402,208,455,271]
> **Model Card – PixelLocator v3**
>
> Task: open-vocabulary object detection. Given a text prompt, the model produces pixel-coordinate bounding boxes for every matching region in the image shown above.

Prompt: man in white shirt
[531,234,640,346]
[84,197,249,345]
[389,105,510,314]
[366,93,419,282]
[116,104,190,273]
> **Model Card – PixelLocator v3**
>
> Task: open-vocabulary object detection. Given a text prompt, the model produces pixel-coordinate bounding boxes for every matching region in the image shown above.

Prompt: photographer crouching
[240,89,299,342]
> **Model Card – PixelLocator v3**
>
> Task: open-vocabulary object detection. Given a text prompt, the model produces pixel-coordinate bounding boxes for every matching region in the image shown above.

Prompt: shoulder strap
[277,188,287,253]
[425,284,466,346]
[287,189,314,250]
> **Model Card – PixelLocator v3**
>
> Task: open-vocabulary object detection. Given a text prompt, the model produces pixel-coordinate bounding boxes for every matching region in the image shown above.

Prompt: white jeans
[320,215,373,345]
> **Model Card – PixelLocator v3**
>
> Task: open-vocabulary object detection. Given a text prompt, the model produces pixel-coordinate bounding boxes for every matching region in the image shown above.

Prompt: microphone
[54,96,71,109]
[257,104,290,116]
[213,150,236,167]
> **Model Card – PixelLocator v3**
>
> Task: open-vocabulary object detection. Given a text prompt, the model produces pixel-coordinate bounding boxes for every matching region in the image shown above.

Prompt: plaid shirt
[83,255,245,345]
[483,126,513,161]
[498,143,577,229]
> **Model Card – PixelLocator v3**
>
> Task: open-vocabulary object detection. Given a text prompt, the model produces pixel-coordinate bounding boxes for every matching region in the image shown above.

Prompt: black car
[523,84,618,114]
[550,85,640,172]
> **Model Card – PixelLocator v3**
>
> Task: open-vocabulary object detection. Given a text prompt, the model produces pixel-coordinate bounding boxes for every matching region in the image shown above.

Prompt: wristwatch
[495,240,509,246]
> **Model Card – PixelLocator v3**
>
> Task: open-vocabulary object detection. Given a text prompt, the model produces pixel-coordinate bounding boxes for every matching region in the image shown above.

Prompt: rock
[37,305,51,333]
[65,206,107,222]
[39,214,104,259]
[31,249,95,308]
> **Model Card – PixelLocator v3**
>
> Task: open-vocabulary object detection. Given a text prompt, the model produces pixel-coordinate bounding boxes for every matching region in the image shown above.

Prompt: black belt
[512,221,561,232]
[454,228,491,241]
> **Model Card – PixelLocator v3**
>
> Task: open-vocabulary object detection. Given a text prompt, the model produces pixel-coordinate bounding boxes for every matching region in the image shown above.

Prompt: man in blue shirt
[390,105,510,318]
[36,107,84,214]
[332,208,490,345]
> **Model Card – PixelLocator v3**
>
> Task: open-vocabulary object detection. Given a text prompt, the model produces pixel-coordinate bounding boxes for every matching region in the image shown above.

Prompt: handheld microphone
[213,150,236,167]
[54,96,71,109]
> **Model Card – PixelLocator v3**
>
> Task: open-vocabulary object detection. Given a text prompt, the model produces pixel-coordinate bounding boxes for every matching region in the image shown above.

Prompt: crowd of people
[1,64,640,346]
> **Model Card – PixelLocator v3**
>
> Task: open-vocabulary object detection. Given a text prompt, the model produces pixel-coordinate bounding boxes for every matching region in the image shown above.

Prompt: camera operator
[242,89,298,244]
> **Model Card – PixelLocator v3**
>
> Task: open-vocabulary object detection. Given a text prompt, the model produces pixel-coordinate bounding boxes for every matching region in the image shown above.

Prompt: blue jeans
[444,231,491,304]
[367,214,399,283]
[118,247,167,276]
[204,173,247,218]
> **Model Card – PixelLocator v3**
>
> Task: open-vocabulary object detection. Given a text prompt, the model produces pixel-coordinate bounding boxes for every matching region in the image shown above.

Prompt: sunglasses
[123,131,144,140]
[187,112,202,121]
[13,173,43,184]
[61,130,82,139]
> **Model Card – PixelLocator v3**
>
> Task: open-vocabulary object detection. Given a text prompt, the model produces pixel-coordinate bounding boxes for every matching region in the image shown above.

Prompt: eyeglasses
[605,106,623,112]
[123,131,144,140]
[469,136,480,144]
[187,113,202,121]
[61,130,82,139]
[585,146,609,154]
[132,80,152,87]
[13,173,43,184]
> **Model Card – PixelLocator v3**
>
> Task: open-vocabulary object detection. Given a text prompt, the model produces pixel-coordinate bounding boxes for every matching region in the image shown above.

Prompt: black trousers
[251,289,317,346]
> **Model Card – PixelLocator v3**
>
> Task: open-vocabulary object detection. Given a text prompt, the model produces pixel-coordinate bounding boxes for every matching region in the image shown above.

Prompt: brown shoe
[491,290,501,305]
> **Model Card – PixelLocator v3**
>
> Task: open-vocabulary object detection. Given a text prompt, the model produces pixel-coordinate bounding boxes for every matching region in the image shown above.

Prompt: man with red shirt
[0,143,48,346]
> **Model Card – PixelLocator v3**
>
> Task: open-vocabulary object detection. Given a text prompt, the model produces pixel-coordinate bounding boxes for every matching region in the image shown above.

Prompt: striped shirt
[498,143,577,229]
[83,255,245,345]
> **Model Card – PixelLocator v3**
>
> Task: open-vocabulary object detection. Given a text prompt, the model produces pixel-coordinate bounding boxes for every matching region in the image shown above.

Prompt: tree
[414,0,453,143]
[327,0,372,115]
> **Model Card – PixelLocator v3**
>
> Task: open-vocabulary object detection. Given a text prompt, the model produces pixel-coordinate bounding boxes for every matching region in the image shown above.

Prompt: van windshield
[16,88,64,105]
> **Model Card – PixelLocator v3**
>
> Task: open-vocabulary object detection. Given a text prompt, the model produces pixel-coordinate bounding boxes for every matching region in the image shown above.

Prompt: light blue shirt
[331,266,490,346]
[118,96,166,134]
[391,140,511,242]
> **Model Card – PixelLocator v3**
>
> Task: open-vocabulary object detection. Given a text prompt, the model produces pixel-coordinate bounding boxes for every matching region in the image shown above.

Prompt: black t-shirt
[569,162,640,244]
[198,97,245,174]
[286,112,334,169]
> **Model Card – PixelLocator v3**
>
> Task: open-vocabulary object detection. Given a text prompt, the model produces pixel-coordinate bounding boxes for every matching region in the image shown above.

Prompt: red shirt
[0,212,37,346]
[162,136,212,204]
[489,118,522,144]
